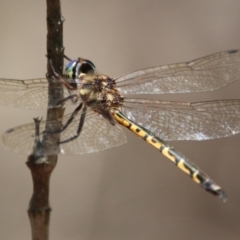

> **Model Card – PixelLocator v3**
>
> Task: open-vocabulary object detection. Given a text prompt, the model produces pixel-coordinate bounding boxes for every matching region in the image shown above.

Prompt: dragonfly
[1,49,240,201]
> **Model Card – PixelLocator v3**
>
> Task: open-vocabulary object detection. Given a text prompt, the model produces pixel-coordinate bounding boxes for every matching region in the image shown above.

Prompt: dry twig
[26,1,65,239]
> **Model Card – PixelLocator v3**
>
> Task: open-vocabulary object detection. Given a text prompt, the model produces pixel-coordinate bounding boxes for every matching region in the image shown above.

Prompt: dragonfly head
[64,58,96,79]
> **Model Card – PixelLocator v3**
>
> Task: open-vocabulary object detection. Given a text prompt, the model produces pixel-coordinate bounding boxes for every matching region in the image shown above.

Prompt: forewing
[122,98,240,140]
[116,50,240,94]
[0,78,78,109]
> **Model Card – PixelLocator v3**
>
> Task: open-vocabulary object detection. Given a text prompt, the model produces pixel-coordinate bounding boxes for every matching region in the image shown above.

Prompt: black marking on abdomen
[135,128,141,133]
[143,133,149,141]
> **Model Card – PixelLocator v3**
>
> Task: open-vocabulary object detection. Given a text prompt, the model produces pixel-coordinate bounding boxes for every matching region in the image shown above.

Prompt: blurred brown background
[0,0,240,239]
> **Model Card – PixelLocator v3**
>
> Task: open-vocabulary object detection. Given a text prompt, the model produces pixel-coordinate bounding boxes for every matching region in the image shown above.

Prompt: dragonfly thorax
[79,74,124,125]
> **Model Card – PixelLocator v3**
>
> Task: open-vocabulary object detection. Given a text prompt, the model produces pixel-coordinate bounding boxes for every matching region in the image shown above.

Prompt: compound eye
[64,60,79,78]
[85,59,96,69]
[80,59,96,74]
[65,60,77,71]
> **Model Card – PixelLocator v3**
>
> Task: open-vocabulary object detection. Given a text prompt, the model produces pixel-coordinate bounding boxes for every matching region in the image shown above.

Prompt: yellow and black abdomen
[112,109,227,201]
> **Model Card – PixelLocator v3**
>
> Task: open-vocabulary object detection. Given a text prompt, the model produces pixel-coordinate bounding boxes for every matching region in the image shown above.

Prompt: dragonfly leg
[44,103,83,135]
[47,57,77,91]
[64,54,72,61]
[53,93,79,107]
[60,105,87,144]
[47,57,61,78]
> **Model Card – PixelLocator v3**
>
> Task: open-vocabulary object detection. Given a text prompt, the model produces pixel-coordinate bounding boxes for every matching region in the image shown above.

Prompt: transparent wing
[1,50,240,108]
[60,111,127,155]
[116,50,240,94]
[122,98,240,140]
[2,110,127,155]
[0,78,78,109]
